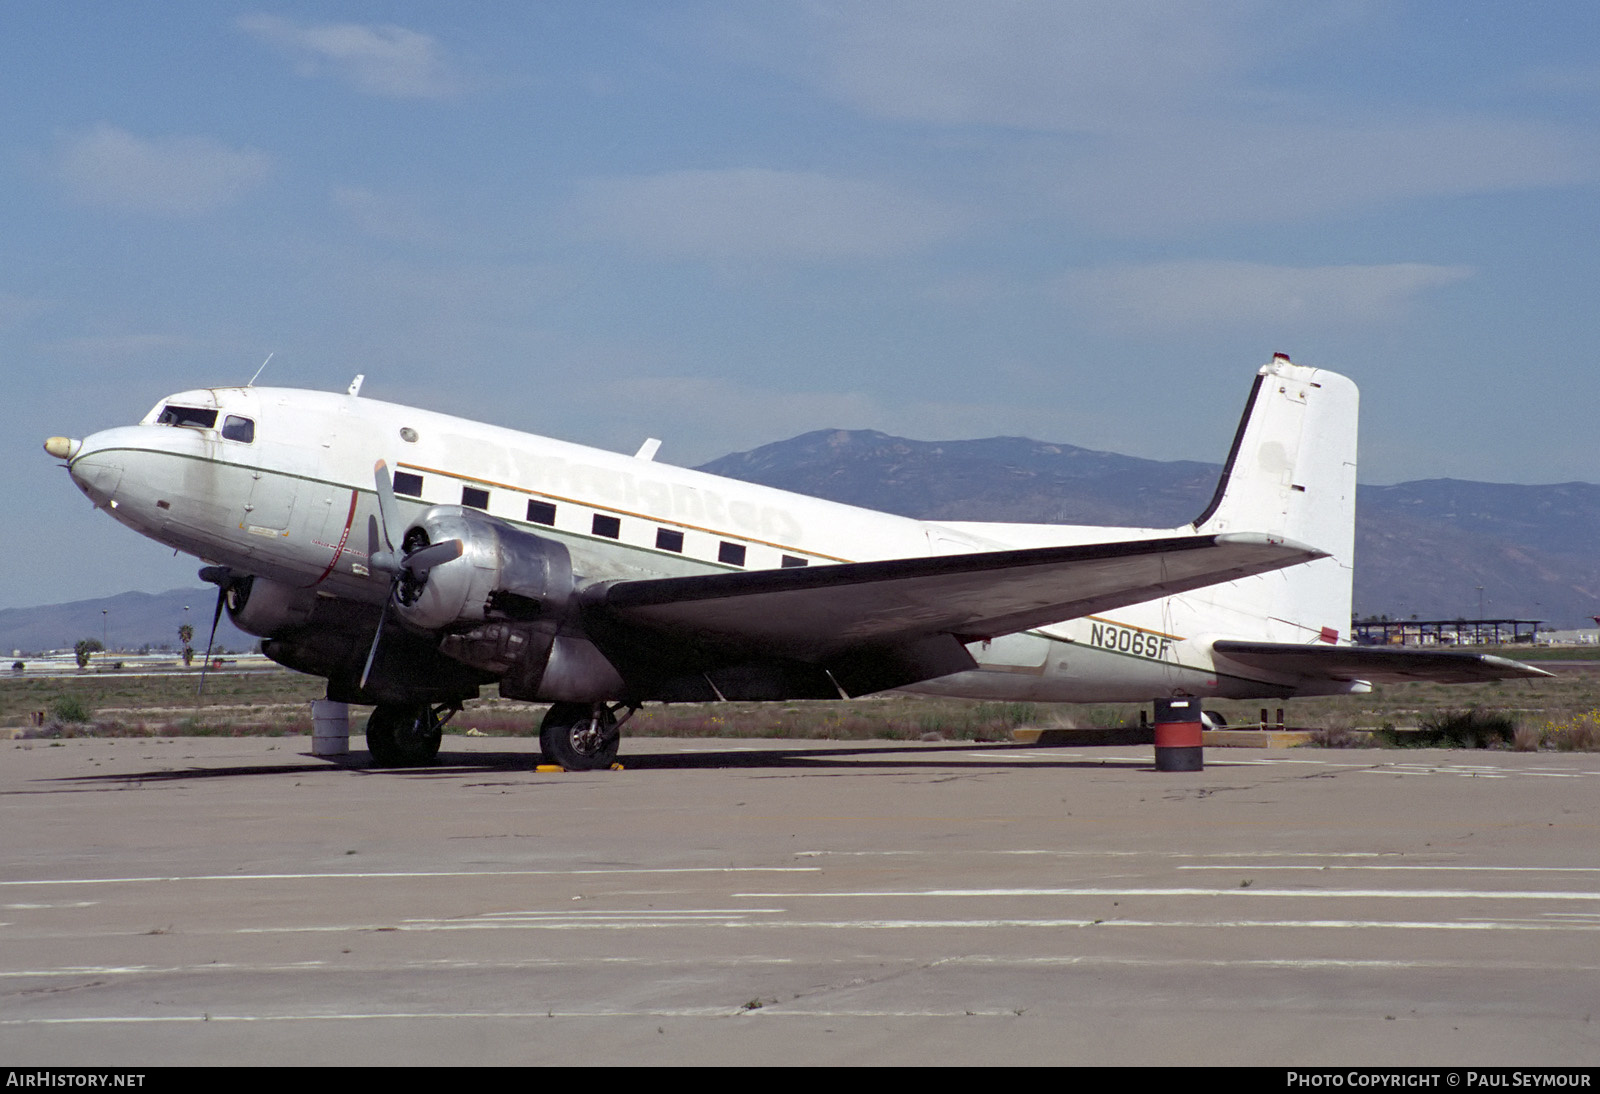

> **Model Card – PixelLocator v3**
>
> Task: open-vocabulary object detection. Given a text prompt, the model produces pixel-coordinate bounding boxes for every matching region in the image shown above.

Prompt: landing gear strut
[366,702,452,767]
[539,701,631,771]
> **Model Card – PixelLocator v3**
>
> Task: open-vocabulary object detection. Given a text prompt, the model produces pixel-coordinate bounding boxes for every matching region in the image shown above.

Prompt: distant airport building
[1353,618,1541,646]
[1537,629,1600,646]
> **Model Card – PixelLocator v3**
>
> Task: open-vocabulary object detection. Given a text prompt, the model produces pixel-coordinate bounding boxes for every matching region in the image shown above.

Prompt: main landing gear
[365,702,454,767]
[364,700,632,771]
[539,701,633,771]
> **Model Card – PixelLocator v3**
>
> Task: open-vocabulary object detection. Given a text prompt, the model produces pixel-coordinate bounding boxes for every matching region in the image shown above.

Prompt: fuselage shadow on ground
[34,738,1160,786]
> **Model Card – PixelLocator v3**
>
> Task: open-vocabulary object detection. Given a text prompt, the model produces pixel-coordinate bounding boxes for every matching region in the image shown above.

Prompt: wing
[1211,640,1553,684]
[586,533,1322,698]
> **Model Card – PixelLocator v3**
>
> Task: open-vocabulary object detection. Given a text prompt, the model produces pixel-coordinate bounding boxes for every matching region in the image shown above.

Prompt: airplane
[43,354,1547,769]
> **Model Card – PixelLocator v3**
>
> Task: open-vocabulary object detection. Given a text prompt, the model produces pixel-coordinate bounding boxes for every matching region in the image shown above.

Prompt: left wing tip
[1478,653,1556,679]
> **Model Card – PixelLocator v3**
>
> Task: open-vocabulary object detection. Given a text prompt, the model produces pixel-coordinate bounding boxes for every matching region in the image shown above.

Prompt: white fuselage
[64,383,1358,702]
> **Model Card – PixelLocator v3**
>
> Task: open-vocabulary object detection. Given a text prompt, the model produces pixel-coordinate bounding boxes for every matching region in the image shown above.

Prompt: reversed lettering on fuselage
[1087,620,1174,661]
[413,454,809,548]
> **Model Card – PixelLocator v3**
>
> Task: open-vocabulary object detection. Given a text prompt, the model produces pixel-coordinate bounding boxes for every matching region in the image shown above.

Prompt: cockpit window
[221,415,255,443]
[156,405,218,429]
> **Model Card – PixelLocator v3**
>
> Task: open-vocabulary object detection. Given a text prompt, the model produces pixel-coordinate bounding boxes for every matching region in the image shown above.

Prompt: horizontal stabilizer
[1211,640,1553,684]
[593,533,1323,663]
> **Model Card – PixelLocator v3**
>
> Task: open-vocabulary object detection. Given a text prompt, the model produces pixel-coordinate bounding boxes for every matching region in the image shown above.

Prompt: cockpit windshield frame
[155,405,219,429]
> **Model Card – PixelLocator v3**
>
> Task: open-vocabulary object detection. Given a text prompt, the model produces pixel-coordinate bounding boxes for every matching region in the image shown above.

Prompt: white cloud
[1044,118,1597,234]
[331,186,451,245]
[0,292,52,330]
[793,0,1265,132]
[1058,261,1474,330]
[238,14,458,99]
[43,332,202,358]
[53,125,269,216]
[572,168,963,261]
[1513,62,1600,97]
[756,3,1599,231]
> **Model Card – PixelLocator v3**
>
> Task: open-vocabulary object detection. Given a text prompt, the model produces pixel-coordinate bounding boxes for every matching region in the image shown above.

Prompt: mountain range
[0,589,255,658]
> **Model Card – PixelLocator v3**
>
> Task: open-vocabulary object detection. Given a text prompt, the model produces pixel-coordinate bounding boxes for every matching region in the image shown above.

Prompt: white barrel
[311,700,350,756]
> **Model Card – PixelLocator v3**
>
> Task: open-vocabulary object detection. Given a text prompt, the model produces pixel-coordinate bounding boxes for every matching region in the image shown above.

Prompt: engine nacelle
[225,575,316,638]
[393,506,575,632]
[388,506,622,700]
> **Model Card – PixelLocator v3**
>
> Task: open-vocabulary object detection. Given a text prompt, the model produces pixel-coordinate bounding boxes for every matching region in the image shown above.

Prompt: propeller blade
[358,591,393,693]
[371,460,400,572]
[403,538,463,579]
[197,584,225,698]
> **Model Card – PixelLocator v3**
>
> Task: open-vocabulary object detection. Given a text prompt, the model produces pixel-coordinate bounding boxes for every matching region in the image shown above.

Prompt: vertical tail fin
[1189,355,1358,643]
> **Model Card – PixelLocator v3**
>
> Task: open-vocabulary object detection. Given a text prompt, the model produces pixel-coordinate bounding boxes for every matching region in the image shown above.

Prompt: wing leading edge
[590,532,1323,673]
[1211,640,1553,684]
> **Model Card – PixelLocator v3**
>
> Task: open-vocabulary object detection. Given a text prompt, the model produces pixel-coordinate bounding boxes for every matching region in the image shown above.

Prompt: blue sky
[6,2,1599,609]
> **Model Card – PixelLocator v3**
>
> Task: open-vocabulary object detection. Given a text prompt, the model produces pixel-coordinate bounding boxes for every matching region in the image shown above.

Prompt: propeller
[359,461,464,691]
[195,565,232,698]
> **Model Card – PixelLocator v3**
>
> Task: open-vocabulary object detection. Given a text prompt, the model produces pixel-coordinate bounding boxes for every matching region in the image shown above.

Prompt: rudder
[1189,354,1358,642]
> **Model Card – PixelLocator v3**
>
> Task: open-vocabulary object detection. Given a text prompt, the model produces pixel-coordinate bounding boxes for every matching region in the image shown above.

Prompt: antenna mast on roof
[247,352,274,387]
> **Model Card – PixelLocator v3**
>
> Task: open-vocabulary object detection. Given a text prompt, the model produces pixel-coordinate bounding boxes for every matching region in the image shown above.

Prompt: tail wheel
[539,702,621,771]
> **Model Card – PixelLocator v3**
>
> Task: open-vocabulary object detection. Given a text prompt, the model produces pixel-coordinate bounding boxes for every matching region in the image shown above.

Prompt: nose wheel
[539,702,627,771]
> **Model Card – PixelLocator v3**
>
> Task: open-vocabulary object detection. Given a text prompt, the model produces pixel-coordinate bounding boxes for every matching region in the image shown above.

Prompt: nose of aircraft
[50,432,123,508]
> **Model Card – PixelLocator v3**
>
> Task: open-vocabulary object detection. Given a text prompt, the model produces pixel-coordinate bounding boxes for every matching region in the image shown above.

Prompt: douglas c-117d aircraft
[44,354,1546,768]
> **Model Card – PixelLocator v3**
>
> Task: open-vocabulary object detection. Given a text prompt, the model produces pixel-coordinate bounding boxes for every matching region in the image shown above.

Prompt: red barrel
[1153,697,1204,772]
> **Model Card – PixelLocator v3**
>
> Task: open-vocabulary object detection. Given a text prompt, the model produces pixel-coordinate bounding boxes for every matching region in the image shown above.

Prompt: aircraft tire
[366,703,443,767]
[539,702,620,771]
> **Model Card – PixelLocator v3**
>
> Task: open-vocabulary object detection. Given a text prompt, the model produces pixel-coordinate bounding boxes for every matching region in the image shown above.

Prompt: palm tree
[74,638,103,670]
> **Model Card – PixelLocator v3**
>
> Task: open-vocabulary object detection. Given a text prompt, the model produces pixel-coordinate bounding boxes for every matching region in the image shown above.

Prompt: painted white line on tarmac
[796,850,1405,859]
[1,955,805,978]
[0,962,328,978]
[0,866,820,887]
[1178,865,1600,873]
[225,914,1600,934]
[735,886,1600,901]
[237,915,786,933]
[934,953,1600,970]
[0,1009,743,1026]
[755,917,1600,932]
[12,951,1591,985]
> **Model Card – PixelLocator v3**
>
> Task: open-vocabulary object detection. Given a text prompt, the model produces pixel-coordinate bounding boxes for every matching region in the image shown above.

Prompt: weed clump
[1521,709,1600,752]
[1305,712,1368,747]
[49,694,93,724]
[1308,724,1366,748]
[1375,706,1518,749]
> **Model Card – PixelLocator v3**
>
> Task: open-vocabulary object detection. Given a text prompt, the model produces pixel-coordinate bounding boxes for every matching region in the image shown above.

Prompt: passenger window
[718,542,746,567]
[462,486,489,510]
[656,528,684,553]
[221,415,255,443]
[527,500,557,526]
[156,405,218,429]
[592,514,621,539]
[781,555,808,568]
[393,472,424,498]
